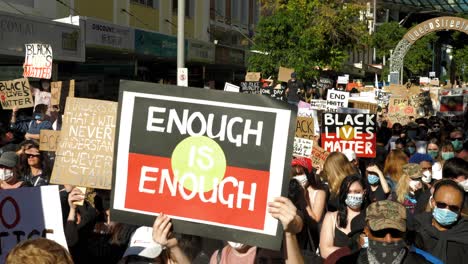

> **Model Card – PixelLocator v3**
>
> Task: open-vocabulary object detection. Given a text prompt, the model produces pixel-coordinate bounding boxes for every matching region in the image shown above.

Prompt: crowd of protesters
[0,82,468,264]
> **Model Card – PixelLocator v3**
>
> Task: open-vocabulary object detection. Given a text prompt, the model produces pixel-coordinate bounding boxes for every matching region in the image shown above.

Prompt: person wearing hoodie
[411,179,468,264]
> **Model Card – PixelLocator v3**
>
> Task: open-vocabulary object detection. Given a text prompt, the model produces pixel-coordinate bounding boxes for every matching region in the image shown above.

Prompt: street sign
[177,67,188,87]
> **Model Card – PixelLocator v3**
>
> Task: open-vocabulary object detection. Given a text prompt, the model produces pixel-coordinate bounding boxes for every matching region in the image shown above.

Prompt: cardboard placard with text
[349,99,378,113]
[0,78,34,110]
[326,90,349,112]
[50,97,117,189]
[0,186,67,263]
[295,116,314,140]
[387,97,416,125]
[51,81,62,106]
[23,43,53,79]
[39,130,61,152]
[311,145,329,168]
[278,67,294,82]
[245,72,261,82]
[321,112,377,158]
[240,82,261,94]
[224,82,240,93]
[111,81,297,251]
[293,137,313,157]
[386,84,407,96]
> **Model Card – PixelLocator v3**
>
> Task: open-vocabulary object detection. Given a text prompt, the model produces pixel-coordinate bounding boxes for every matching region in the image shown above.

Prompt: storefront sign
[187,39,215,63]
[0,11,84,62]
[86,18,135,51]
[112,81,296,250]
[135,29,187,58]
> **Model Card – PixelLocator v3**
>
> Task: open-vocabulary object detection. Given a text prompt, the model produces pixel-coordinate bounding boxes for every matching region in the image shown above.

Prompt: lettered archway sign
[389,16,468,84]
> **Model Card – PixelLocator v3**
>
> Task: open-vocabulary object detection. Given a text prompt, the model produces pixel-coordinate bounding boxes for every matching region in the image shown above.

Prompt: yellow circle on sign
[339,125,355,140]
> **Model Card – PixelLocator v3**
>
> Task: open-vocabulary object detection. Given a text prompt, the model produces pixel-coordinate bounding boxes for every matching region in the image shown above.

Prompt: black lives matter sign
[111,81,296,250]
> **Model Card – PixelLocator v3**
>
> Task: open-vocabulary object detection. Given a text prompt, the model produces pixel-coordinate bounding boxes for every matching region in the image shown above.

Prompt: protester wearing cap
[409,153,434,187]
[395,164,424,214]
[291,157,326,223]
[411,180,468,264]
[353,200,434,264]
[0,151,22,189]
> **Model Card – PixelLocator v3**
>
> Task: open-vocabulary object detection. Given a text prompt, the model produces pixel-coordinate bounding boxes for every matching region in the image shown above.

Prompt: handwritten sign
[326,90,349,112]
[245,72,261,82]
[23,44,53,79]
[0,78,33,110]
[50,97,117,189]
[311,145,329,168]
[387,97,416,125]
[309,99,327,110]
[39,130,61,152]
[295,116,314,140]
[293,137,313,157]
[51,81,62,106]
[278,67,294,82]
[0,186,67,262]
[349,99,378,113]
[240,82,261,94]
[224,82,240,93]
[321,113,377,158]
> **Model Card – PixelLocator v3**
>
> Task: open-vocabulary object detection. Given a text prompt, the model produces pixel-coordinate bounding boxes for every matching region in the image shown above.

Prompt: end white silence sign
[112,81,296,251]
[23,44,53,79]
[0,186,67,262]
[326,90,349,112]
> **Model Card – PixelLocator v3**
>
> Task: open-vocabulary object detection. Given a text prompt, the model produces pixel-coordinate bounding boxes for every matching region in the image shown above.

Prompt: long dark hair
[18,142,52,179]
[337,174,369,228]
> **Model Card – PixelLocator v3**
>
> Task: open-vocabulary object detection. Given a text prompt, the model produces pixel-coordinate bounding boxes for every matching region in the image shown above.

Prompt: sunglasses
[370,228,404,239]
[27,154,40,158]
[450,138,463,141]
[435,201,460,213]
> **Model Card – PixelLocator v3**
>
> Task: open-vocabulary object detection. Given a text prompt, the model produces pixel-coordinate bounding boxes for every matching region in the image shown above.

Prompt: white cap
[342,149,357,162]
[123,227,163,259]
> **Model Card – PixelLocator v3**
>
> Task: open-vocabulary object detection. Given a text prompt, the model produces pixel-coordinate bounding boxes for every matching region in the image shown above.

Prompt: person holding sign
[209,196,305,264]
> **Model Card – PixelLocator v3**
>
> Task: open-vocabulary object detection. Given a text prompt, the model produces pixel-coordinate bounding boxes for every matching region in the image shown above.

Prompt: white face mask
[227,241,246,250]
[0,169,14,181]
[422,171,432,184]
[459,179,468,192]
[409,180,422,192]
[293,174,308,186]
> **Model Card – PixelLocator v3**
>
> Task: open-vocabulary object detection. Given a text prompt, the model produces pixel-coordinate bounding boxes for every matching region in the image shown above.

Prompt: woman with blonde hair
[383,149,408,191]
[321,152,356,212]
[395,163,424,214]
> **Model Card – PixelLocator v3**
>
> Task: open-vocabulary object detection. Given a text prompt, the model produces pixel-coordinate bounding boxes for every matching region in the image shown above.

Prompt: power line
[0,0,27,15]
[55,0,80,16]
[121,8,151,28]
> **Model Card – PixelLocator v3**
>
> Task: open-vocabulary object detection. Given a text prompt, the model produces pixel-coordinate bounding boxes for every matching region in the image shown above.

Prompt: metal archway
[389,16,468,84]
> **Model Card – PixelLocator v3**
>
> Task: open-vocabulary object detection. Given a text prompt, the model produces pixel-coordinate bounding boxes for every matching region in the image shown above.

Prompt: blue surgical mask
[408,147,416,154]
[452,140,463,151]
[432,207,458,226]
[345,193,363,209]
[368,174,380,185]
[428,150,438,159]
[441,152,455,160]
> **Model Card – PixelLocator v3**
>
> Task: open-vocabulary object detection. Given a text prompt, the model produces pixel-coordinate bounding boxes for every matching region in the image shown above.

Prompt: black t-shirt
[369,184,388,202]
[287,79,303,102]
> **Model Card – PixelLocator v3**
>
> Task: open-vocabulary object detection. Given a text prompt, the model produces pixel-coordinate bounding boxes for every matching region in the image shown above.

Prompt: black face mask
[367,239,406,264]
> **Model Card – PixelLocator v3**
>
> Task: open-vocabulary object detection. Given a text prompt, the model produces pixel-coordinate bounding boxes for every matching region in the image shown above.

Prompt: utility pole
[177,0,187,86]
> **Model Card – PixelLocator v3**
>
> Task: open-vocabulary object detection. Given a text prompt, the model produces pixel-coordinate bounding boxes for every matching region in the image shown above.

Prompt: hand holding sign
[153,213,177,249]
[268,197,302,234]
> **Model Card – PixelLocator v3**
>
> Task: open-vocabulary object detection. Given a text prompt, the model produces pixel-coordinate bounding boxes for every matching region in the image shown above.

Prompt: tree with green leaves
[248,0,369,80]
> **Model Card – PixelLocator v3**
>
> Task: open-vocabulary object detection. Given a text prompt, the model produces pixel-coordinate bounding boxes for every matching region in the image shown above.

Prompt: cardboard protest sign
[111,81,296,250]
[0,78,33,109]
[293,137,313,157]
[387,97,416,125]
[349,99,377,113]
[0,186,67,262]
[419,77,430,85]
[337,107,370,114]
[337,76,349,84]
[321,113,377,158]
[23,44,53,79]
[309,99,327,110]
[439,95,465,115]
[34,91,51,107]
[50,97,117,189]
[295,116,314,140]
[386,84,407,96]
[375,89,391,106]
[224,82,240,93]
[311,145,329,168]
[317,77,333,90]
[39,130,61,152]
[278,67,294,82]
[51,81,62,106]
[326,90,349,112]
[245,72,261,82]
[240,82,261,94]
[297,104,320,136]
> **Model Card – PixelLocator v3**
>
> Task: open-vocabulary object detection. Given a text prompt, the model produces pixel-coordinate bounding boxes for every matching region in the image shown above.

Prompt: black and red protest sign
[321,113,376,158]
[111,80,296,250]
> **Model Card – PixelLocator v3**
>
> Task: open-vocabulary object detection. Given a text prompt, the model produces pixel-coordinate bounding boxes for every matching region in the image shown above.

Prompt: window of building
[241,0,248,25]
[172,0,191,17]
[215,0,226,17]
[231,0,240,23]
